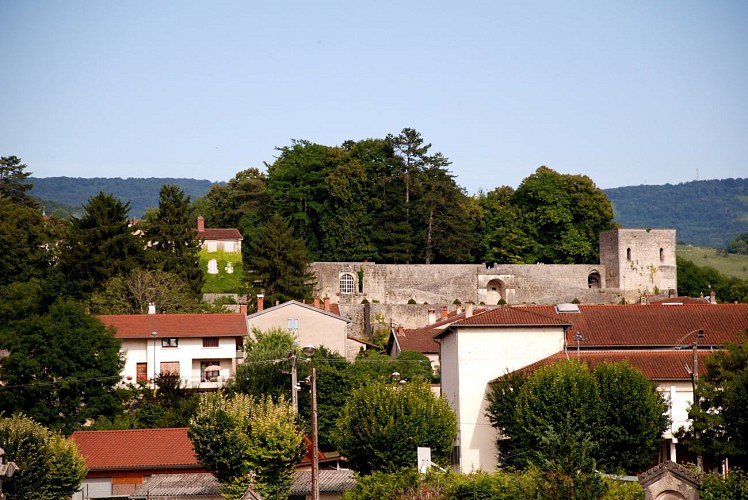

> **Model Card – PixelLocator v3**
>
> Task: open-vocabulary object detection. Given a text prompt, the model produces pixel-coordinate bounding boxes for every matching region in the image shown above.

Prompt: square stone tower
[599,229,677,296]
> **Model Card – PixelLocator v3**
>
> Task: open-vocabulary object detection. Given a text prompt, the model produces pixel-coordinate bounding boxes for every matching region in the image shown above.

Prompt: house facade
[436,303,748,472]
[98,313,248,388]
[197,215,242,253]
[246,297,354,361]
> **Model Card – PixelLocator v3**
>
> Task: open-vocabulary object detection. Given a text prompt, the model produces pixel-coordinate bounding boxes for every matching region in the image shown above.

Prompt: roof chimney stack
[323,296,331,312]
[314,295,320,309]
[465,301,474,318]
[148,303,156,315]
[257,294,264,312]
[440,305,448,320]
[427,309,436,325]
[197,215,205,232]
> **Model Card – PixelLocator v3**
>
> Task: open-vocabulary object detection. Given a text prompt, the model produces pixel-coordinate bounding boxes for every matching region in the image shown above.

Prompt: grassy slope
[200,249,245,293]
[677,245,748,280]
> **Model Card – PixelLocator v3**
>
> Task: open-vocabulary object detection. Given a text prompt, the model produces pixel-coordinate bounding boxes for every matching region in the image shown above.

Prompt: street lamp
[151,331,158,386]
[302,345,319,500]
[572,331,585,362]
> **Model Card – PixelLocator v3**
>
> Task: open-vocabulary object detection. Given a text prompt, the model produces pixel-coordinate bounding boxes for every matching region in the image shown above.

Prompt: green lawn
[677,244,748,279]
[200,249,245,293]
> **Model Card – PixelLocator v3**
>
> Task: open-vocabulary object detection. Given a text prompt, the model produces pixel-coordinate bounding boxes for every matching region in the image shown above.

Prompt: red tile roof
[71,428,201,470]
[98,314,248,338]
[444,304,747,347]
[520,350,713,380]
[198,228,243,240]
[395,309,487,353]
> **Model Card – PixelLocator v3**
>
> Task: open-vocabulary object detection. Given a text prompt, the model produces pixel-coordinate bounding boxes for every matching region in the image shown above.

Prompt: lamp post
[151,331,158,387]
[302,345,319,500]
[572,331,585,362]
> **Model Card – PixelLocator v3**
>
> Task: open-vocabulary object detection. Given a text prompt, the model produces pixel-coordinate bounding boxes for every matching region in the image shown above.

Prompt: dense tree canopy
[0,155,38,208]
[487,361,667,474]
[189,392,304,499]
[143,184,204,296]
[334,381,457,475]
[680,336,748,469]
[0,414,87,499]
[0,300,124,434]
[59,192,144,298]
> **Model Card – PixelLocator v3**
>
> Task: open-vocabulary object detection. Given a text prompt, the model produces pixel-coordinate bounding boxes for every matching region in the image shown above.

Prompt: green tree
[512,167,616,263]
[188,392,305,499]
[143,184,204,296]
[333,381,457,475]
[245,214,315,307]
[0,198,49,286]
[0,414,87,499]
[681,336,748,469]
[477,187,538,264]
[593,361,667,473]
[487,361,665,474]
[0,300,124,434]
[726,232,748,255]
[0,155,38,208]
[59,192,144,298]
[203,168,269,230]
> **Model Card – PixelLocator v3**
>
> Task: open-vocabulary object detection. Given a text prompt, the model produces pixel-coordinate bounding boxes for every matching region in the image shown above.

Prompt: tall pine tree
[143,185,204,297]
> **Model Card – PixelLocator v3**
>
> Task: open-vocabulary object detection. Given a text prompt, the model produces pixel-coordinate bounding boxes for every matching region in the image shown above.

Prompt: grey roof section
[246,300,351,323]
[130,473,222,498]
[292,469,357,493]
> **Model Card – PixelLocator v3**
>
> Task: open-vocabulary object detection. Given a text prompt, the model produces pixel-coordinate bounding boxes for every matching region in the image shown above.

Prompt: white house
[98,313,248,389]
[197,215,243,253]
[246,296,356,360]
[435,302,748,472]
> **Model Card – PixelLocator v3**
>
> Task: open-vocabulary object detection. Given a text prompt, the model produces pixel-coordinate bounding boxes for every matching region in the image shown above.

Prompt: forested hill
[29,177,218,218]
[604,178,748,248]
[28,175,747,248]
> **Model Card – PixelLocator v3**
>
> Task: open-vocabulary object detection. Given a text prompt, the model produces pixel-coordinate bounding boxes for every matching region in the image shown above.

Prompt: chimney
[323,296,331,312]
[257,294,264,312]
[709,290,716,304]
[465,301,474,318]
[313,295,320,309]
[440,305,448,320]
[640,295,647,305]
[397,325,405,337]
[197,215,205,232]
[239,304,247,315]
[427,309,436,325]
[148,303,156,315]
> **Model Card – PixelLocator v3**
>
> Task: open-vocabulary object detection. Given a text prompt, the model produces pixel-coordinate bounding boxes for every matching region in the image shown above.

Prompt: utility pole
[290,352,298,415]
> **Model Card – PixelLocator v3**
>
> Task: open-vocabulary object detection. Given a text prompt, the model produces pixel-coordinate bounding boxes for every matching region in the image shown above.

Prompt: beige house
[436,302,748,472]
[246,297,355,361]
[197,215,242,253]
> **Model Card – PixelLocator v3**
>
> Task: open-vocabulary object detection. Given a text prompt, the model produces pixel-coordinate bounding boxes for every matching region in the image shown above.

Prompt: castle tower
[599,229,677,297]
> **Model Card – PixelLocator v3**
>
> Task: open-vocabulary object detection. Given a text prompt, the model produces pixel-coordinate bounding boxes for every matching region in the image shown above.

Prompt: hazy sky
[2,1,746,194]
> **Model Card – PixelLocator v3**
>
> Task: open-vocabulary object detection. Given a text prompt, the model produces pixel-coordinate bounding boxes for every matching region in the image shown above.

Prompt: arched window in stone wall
[588,271,601,289]
[660,248,664,262]
[486,279,506,304]
[339,273,355,294]
[627,248,632,261]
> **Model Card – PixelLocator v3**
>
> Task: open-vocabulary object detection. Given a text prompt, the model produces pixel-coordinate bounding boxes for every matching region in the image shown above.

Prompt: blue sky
[2,1,746,194]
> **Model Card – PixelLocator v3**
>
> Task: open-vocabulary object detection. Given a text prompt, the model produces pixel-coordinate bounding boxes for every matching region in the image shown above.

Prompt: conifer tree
[0,155,38,208]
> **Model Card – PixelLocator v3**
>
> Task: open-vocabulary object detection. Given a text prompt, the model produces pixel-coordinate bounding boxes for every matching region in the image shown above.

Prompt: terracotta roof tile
[198,228,243,240]
[519,350,713,381]
[445,304,747,347]
[71,428,200,470]
[98,313,248,338]
[397,308,487,353]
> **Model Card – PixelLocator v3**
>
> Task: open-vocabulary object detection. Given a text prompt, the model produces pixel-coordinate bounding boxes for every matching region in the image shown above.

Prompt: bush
[701,468,748,499]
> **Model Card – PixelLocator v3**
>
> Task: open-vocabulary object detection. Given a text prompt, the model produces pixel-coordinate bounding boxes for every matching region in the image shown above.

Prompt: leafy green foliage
[701,469,748,499]
[681,336,748,469]
[59,192,144,298]
[188,392,305,500]
[727,232,748,255]
[200,249,245,293]
[0,414,87,499]
[677,256,748,303]
[0,155,38,208]
[0,300,124,434]
[333,381,457,475]
[487,361,667,474]
[245,214,315,306]
[142,184,204,296]
[0,199,49,286]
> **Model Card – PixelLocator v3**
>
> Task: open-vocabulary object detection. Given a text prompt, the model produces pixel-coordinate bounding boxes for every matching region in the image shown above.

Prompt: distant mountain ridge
[29,177,219,219]
[29,176,748,248]
[605,178,748,248]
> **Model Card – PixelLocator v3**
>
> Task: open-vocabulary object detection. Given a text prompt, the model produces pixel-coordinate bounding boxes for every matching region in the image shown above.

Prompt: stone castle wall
[312,229,676,337]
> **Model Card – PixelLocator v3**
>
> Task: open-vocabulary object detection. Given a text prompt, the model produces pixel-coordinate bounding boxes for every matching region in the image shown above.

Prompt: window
[287,318,299,332]
[136,363,147,382]
[161,338,178,348]
[660,248,664,262]
[340,273,355,294]
[208,259,218,274]
[626,248,632,261]
[201,361,220,382]
[203,337,219,348]
[224,241,235,252]
[160,361,179,375]
[207,241,217,252]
